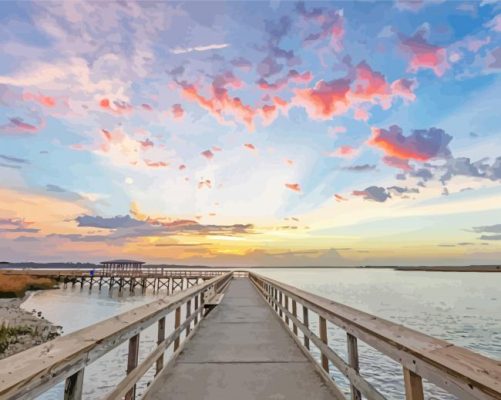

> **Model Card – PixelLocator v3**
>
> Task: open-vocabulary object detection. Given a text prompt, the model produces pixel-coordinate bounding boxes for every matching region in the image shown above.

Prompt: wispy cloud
[170,43,229,54]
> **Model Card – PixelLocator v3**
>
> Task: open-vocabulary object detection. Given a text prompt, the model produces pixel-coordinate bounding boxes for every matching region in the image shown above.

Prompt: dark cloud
[46,184,67,193]
[0,162,21,169]
[438,244,456,247]
[154,242,213,247]
[352,186,390,202]
[342,164,376,172]
[369,125,452,162]
[387,186,419,195]
[0,154,29,164]
[0,218,39,233]
[471,224,501,241]
[76,215,144,229]
[440,157,501,183]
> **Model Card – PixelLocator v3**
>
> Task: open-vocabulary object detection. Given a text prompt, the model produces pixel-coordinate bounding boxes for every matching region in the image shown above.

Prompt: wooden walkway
[144,278,335,400]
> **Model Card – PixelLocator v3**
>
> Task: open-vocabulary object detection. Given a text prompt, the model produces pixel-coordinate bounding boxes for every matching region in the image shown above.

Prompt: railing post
[155,317,166,376]
[64,369,84,400]
[284,294,289,326]
[274,287,278,312]
[319,316,329,372]
[186,299,192,336]
[174,306,181,350]
[278,291,283,318]
[292,300,298,336]
[125,333,140,400]
[347,333,362,400]
[303,306,310,349]
[403,368,424,400]
[194,294,199,325]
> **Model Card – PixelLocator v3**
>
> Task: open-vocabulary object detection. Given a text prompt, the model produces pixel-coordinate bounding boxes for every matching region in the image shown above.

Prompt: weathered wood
[125,334,140,400]
[303,305,310,350]
[194,295,199,325]
[155,317,166,376]
[249,272,501,400]
[256,280,386,400]
[185,299,192,336]
[347,333,362,400]
[0,273,232,400]
[403,368,424,400]
[284,294,289,325]
[103,307,204,400]
[63,369,84,400]
[174,306,181,351]
[319,316,329,372]
[292,299,298,336]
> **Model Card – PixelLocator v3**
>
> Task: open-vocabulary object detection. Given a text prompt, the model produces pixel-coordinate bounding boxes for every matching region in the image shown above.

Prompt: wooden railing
[249,272,501,400]
[0,272,232,400]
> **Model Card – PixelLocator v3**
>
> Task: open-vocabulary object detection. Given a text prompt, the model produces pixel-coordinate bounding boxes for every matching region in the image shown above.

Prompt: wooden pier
[0,268,227,294]
[0,271,500,400]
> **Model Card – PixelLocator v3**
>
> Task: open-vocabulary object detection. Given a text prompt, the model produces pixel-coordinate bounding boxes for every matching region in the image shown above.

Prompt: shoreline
[0,289,62,360]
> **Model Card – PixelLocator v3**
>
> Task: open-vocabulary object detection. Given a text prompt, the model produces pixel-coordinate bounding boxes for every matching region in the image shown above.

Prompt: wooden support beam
[194,295,199,325]
[186,300,192,336]
[174,306,181,351]
[403,368,424,400]
[303,306,310,350]
[319,316,329,372]
[292,300,298,336]
[284,295,289,325]
[155,317,165,376]
[278,291,283,318]
[125,334,140,400]
[347,333,362,400]
[63,369,84,400]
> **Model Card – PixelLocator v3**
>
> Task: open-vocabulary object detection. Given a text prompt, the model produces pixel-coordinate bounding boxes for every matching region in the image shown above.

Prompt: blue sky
[0,0,500,265]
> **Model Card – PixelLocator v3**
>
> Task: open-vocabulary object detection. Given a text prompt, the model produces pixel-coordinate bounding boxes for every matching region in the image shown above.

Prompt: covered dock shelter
[100,259,145,276]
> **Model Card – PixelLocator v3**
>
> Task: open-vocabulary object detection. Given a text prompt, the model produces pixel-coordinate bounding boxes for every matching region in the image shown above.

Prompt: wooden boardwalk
[144,278,335,400]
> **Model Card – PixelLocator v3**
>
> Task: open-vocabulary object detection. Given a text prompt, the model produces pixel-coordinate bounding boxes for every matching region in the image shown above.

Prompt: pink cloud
[399,30,449,76]
[285,183,301,192]
[382,155,412,171]
[293,78,351,120]
[486,14,501,32]
[244,143,256,150]
[23,92,56,108]
[390,78,417,102]
[212,146,222,152]
[334,194,348,202]
[258,70,313,91]
[0,116,44,135]
[141,103,153,111]
[201,150,214,160]
[330,145,358,158]
[368,125,452,161]
[198,179,212,189]
[328,126,347,137]
[354,108,370,121]
[179,164,186,170]
[144,160,168,168]
[172,103,185,119]
[99,98,133,116]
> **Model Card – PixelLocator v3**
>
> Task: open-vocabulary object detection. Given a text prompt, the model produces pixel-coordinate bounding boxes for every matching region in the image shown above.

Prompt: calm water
[21,268,501,400]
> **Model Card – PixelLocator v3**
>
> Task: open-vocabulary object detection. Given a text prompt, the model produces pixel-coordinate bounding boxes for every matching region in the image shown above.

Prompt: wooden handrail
[0,272,232,400]
[249,272,501,400]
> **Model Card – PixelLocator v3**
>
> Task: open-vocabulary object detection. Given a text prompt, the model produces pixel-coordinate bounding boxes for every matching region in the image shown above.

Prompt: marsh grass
[0,273,57,298]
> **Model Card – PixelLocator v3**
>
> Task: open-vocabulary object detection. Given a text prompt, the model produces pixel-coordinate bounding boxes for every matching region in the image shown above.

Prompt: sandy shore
[0,292,62,359]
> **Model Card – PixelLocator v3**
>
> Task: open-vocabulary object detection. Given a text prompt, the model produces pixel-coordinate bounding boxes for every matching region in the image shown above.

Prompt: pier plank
[144,279,336,400]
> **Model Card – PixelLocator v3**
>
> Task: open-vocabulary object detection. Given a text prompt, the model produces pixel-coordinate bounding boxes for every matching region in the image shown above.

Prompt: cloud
[0,154,30,169]
[201,149,214,160]
[368,125,452,161]
[342,164,376,172]
[170,43,229,54]
[293,78,351,120]
[485,14,501,32]
[244,143,256,151]
[0,218,39,233]
[440,157,501,183]
[399,28,449,76]
[46,184,67,193]
[329,146,359,158]
[0,116,44,135]
[285,183,301,192]
[76,215,144,229]
[383,155,412,171]
[352,186,391,202]
[258,69,313,91]
[172,103,185,119]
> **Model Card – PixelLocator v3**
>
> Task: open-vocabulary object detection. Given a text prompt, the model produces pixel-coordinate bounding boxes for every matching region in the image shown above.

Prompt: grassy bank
[0,273,57,298]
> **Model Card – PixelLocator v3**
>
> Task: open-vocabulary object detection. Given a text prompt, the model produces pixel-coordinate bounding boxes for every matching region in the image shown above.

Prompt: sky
[0,0,500,266]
